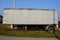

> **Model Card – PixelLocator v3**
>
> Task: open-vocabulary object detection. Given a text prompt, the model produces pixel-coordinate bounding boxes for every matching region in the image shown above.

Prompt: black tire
[48,27,55,33]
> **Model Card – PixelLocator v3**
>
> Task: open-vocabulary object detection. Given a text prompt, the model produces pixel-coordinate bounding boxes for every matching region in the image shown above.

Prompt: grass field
[0,24,60,38]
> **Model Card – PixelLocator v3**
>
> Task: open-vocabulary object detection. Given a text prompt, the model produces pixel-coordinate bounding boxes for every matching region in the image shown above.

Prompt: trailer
[3,8,58,31]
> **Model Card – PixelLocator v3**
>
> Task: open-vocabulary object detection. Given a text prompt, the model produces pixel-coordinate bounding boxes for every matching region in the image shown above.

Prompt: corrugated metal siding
[3,8,58,24]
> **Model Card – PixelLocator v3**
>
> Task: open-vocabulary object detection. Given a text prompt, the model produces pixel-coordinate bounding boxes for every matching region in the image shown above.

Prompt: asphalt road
[0,35,59,40]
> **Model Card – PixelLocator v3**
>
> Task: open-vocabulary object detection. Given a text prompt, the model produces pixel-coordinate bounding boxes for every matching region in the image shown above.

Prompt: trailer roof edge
[4,8,56,10]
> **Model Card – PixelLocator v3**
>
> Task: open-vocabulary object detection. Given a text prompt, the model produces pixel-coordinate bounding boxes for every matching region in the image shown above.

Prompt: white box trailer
[3,8,58,31]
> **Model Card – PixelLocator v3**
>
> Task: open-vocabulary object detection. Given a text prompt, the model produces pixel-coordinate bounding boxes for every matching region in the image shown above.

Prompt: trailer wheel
[47,27,55,33]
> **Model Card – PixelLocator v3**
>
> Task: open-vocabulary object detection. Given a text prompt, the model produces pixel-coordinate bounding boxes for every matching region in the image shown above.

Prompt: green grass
[0,30,55,37]
[0,24,60,38]
[0,30,60,38]
[55,31,60,38]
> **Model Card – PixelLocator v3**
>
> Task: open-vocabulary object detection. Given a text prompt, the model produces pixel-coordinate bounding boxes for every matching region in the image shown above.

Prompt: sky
[0,0,60,20]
